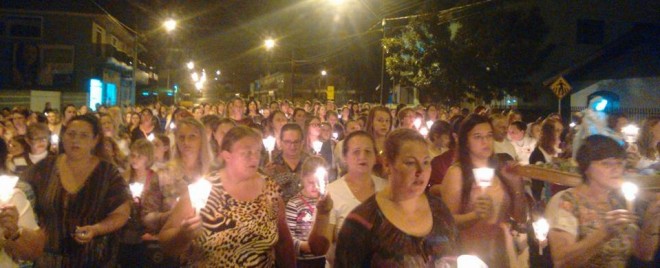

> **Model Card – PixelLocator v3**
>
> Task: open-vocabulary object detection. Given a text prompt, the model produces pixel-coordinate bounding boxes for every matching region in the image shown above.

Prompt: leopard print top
[183,174,282,267]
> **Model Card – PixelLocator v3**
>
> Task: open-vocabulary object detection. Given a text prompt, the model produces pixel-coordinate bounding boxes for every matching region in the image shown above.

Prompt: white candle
[473,167,495,190]
[0,175,19,204]
[457,255,488,268]
[315,167,328,196]
[621,182,638,212]
[426,120,434,129]
[129,182,144,199]
[263,136,276,162]
[147,133,155,142]
[621,124,639,143]
[419,127,429,138]
[169,122,176,130]
[188,178,213,215]
[332,132,339,140]
[50,134,59,144]
[312,140,323,155]
[533,218,550,255]
[413,118,422,130]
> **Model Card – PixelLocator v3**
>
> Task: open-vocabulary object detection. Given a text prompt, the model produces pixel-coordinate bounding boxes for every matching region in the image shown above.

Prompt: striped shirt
[285,192,323,260]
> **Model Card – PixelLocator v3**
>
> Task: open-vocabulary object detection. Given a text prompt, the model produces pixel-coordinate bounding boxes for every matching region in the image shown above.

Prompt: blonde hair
[301,156,328,178]
[638,116,660,160]
[125,139,155,183]
[170,117,211,177]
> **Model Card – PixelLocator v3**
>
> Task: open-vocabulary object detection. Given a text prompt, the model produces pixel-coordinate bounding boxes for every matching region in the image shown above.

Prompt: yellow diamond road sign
[550,76,572,99]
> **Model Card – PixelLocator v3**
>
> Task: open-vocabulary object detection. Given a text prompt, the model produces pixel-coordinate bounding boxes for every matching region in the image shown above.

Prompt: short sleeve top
[183,174,282,267]
[545,188,638,268]
[335,194,459,267]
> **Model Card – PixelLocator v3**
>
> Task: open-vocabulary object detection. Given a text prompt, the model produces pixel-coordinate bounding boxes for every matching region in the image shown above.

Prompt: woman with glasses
[265,123,309,203]
[21,114,131,266]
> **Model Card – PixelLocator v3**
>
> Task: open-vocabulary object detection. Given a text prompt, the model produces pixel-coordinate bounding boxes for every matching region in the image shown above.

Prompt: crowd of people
[0,97,657,267]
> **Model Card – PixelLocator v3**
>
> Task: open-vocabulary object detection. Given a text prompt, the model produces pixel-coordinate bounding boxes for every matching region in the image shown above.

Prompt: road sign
[550,76,571,99]
[327,86,335,100]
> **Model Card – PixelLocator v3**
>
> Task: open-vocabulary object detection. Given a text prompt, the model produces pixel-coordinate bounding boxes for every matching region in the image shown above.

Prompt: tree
[384,1,553,104]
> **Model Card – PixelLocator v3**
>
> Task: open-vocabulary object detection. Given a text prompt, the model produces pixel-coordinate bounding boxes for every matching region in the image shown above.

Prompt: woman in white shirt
[307,131,387,266]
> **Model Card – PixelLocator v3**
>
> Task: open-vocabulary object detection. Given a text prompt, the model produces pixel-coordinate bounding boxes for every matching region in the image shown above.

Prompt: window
[577,19,604,45]
[5,16,43,38]
[92,23,105,57]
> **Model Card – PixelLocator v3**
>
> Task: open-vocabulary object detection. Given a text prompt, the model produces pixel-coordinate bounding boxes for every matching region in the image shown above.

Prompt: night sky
[99,0,433,97]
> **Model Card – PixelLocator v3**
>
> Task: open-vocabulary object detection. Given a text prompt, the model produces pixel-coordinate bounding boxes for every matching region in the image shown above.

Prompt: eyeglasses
[30,136,49,143]
[282,140,302,147]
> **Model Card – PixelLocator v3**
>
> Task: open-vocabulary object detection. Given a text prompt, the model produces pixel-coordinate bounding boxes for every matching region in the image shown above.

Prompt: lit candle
[312,140,323,155]
[332,132,339,140]
[50,134,59,144]
[457,255,487,268]
[0,175,19,204]
[533,218,550,255]
[315,167,328,196]
[621,182,638,212]
[621,124,639,143]
[413,118,422,130]
[419,127,429,138]
[129,182,144,199]
[188,178,212,215]
[426,120,434,129]
[473,167,495,192]
[147,133,155,142]
[169,122,176,130]
[262,136,276,163]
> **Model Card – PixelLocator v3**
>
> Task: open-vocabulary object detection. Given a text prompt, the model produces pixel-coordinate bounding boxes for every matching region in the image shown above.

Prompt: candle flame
[473,168,494,188]
[533,218,550,241]
[188,178,213,214]
[413,118,422,129]
[621,182,638,201]
[0,175,19,204]
[312,141,323,154]
[263,136,276,152]
[315,167,328,195]
[129,182,144,198]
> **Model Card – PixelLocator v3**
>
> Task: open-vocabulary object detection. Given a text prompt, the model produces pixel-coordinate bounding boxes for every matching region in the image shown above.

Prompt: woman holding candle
[529,117,565,201]
[131,108,160,142]
[334,128,458,266]
[265,123,309,202]
[142,118,211,235]
[304,117,333,170]
[306,131,387,266]
[21,114,131,266]
[286,156,328,267]
[265,110,288,155]
[546,135,660,267]
[433,114,527,268]
[0,175,42,267]
[159,126,296,267]
[118,139,156,267]
[365,106,392,178]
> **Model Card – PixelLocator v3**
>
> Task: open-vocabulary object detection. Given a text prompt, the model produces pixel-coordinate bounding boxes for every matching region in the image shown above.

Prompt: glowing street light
[187,61,195,70]
[163,19,177,32]
[264,38,276,50]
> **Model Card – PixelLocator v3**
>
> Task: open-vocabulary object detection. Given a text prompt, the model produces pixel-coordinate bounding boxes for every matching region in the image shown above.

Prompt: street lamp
[163,19,177,32]
[264,38,276,50]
